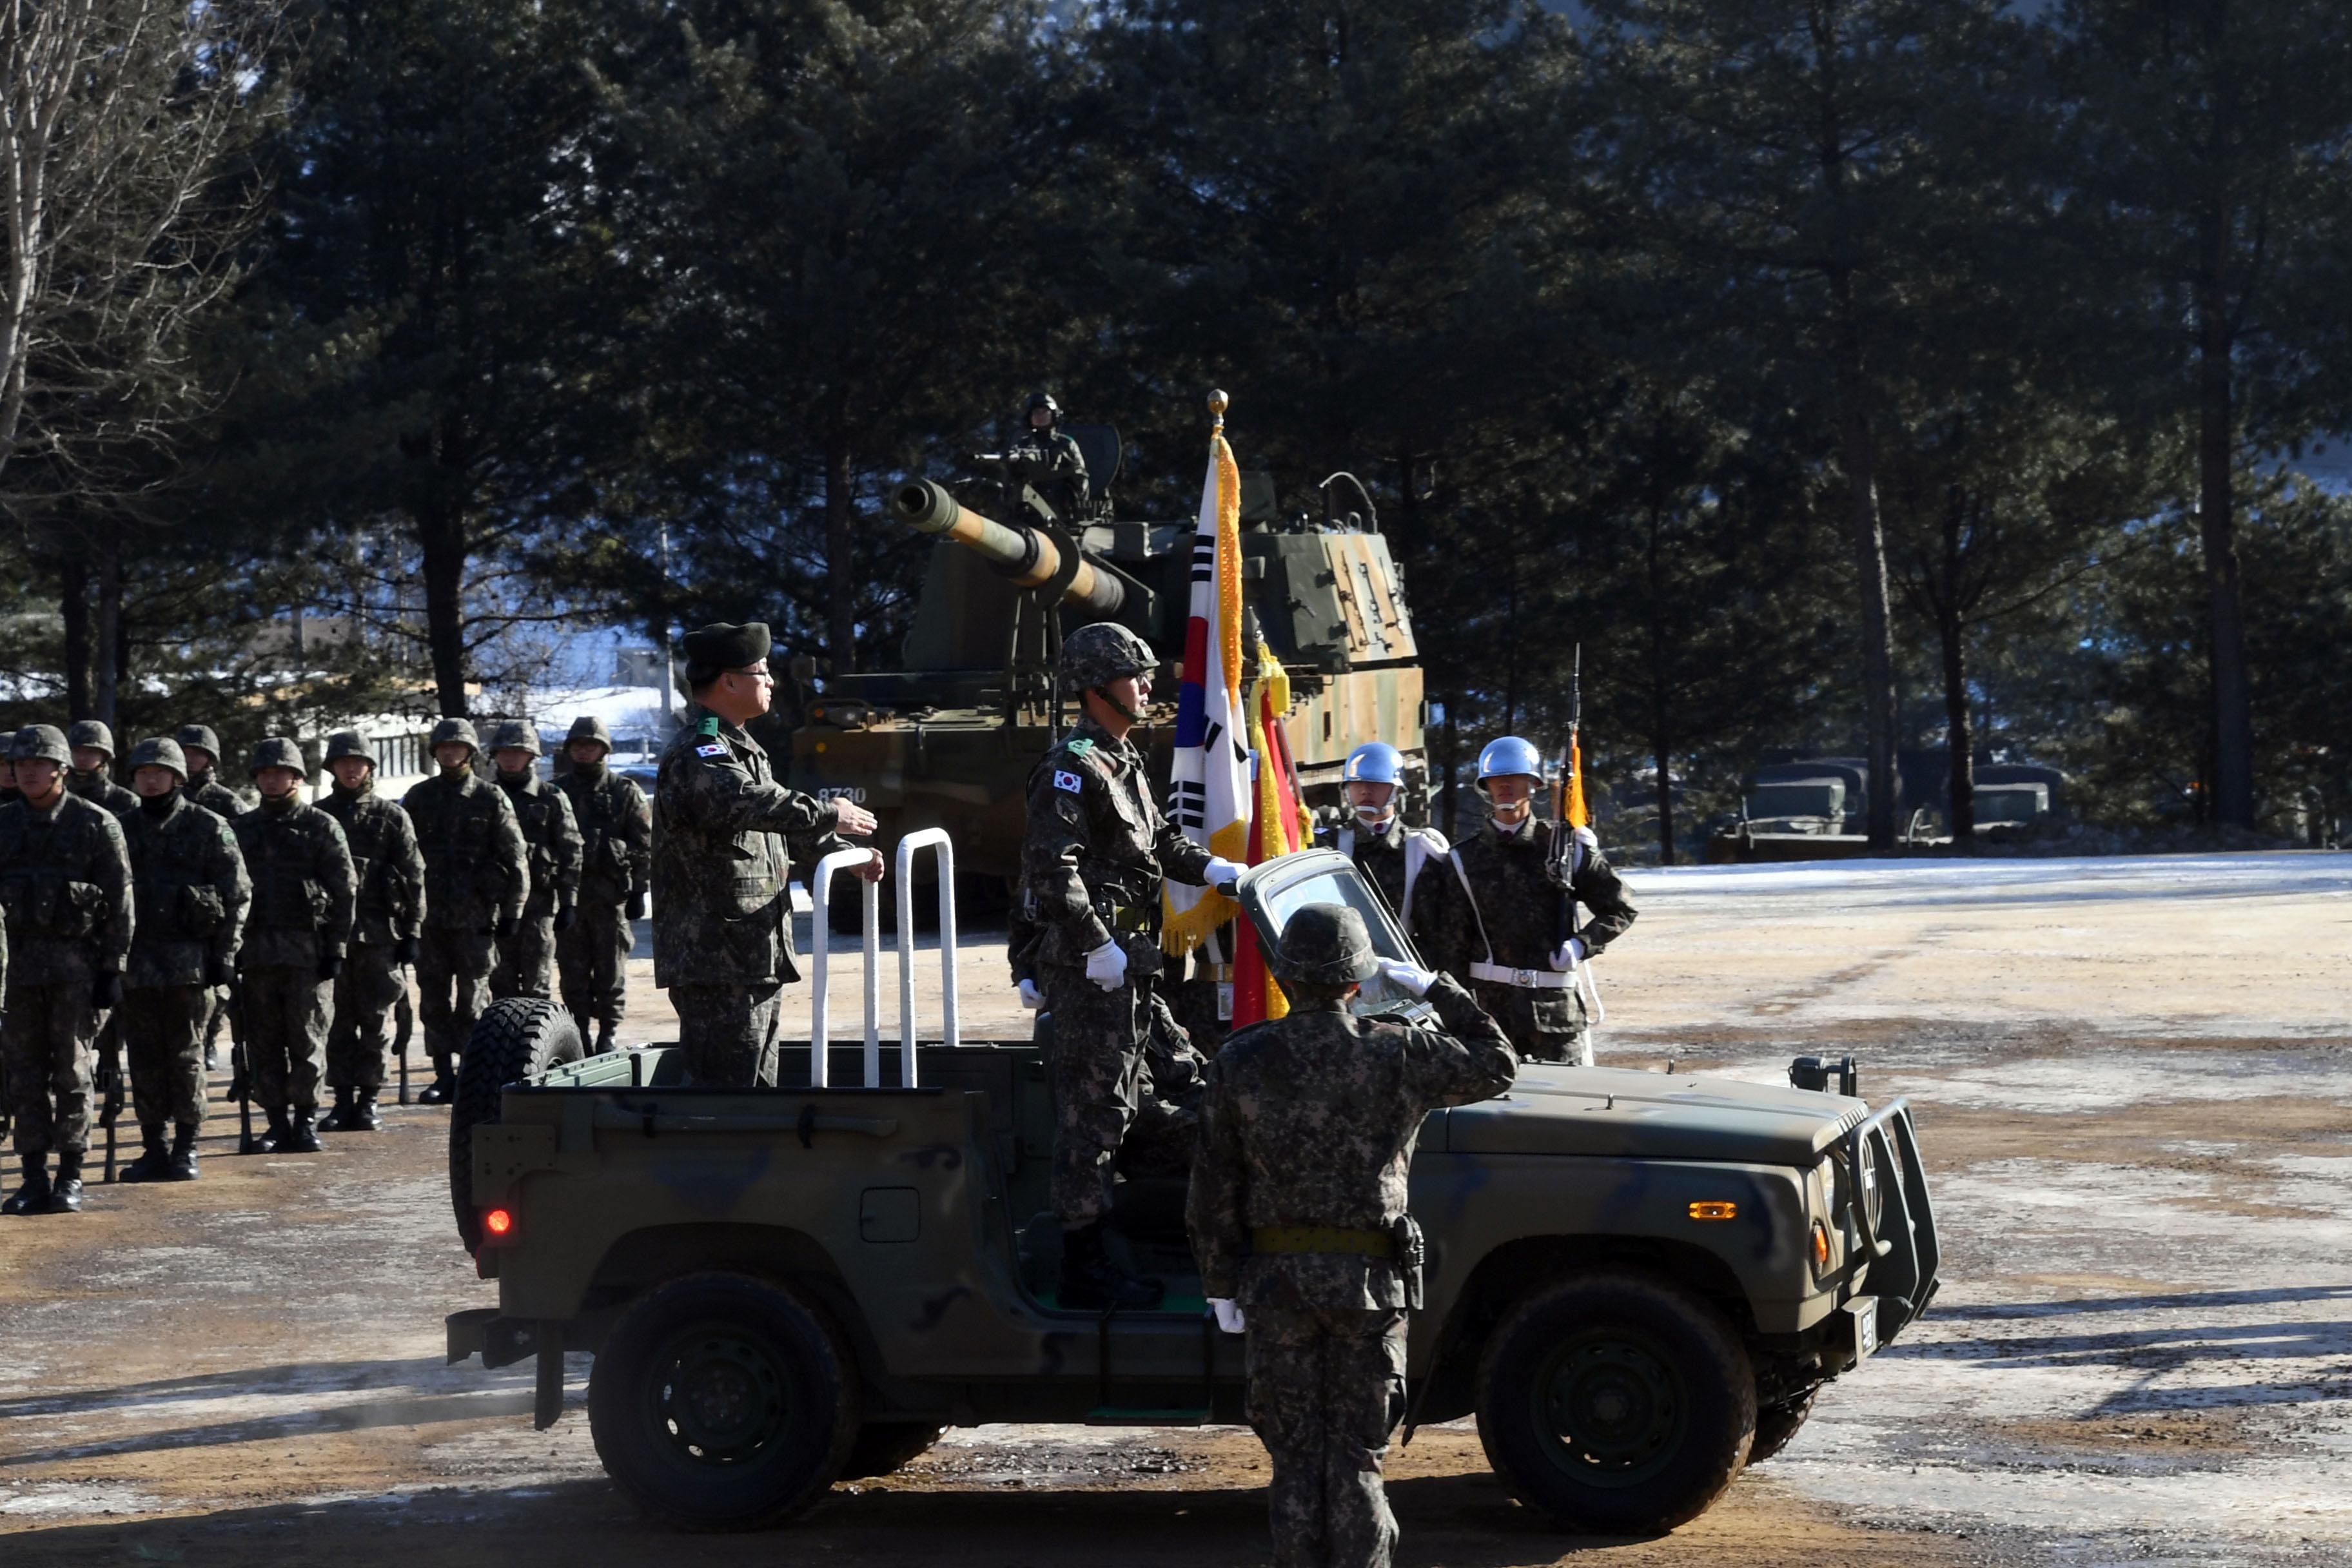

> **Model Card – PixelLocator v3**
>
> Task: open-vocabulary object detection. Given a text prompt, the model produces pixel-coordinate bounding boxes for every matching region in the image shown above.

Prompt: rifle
[1548,645,1586,949]
[395,964,415,1106]
[97,1014,124,1183]
[227,983,259,1155]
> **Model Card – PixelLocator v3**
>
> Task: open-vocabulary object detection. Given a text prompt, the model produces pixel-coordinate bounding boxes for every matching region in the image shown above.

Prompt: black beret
[680,621,772,669]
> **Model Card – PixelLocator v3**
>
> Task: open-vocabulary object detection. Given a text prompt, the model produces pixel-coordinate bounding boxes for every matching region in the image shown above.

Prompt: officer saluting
[652,622,879,1087]
[1420,736,1636,1066]
[1188,905,1516,1568]
[1020,620,1240,1310]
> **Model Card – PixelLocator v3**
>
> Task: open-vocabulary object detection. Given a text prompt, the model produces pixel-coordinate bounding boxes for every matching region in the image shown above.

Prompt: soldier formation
[0,705,654,1214]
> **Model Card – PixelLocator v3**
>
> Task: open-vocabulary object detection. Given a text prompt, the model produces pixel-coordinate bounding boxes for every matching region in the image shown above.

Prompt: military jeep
[444,846,1938,1535]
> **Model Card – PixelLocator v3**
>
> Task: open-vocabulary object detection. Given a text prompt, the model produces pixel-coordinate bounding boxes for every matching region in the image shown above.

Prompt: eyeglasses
[730,665,775,683]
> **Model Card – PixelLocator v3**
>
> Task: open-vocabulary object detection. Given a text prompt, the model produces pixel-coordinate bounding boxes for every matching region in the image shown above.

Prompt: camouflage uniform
[1188,912,1515,1568]
[652,703,852,1087]
[119,742,248,1177]
[1416,815,1635,1064]
[231,751,353,1143]
[64,721,138,819]
[1012,393,1091,516]
[177,727,251,819]
[1021,710,1214,1228]
[489,729,582,1002]
[555,720,652,1050]
[403,721,529,1096]
[0,726,134,1212]
[318,737,426,1115]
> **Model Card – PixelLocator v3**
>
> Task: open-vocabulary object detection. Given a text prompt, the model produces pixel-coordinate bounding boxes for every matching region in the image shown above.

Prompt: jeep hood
[1444,1065,1865,1166]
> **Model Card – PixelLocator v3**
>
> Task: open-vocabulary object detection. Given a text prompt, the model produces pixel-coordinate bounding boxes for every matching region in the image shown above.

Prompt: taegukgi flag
[1162,414,1251,954]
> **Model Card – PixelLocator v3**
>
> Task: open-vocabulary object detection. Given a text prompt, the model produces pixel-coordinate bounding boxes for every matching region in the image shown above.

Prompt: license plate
[1843,1296,1879,1366]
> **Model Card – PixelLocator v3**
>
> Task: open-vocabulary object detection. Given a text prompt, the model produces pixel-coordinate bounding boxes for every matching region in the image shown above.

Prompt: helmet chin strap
[1354,805,1396,830]
[1090,684,1144,724]
[1489,799,1532,828]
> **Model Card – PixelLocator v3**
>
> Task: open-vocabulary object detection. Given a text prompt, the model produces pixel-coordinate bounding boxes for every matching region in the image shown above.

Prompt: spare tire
[450,997,583,1251]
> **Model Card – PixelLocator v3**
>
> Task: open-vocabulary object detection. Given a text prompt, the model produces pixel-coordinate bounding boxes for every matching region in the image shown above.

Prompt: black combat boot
[46,1152,84,1213]
[119,1124,172,1182]
[1,1154,51,1215]
[317,1087,352,1132]
[1057,1221,1165,1311]
[284,1110,323,1153]
[418,1056,456,1104]
[166,1125,201,1181]
[593,1020,617,1055]
[251,1108,289,1155]
[347,1089,382,1132]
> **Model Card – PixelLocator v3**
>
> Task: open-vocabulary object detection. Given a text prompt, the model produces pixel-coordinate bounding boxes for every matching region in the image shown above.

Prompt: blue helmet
[1476,736,1544,787]
[1343,741,1405,787]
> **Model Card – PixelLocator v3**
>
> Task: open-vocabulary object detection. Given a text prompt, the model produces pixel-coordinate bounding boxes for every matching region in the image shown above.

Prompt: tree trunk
[1832,306,1900,849]
[825,414,857,676]
[1939,492,1973,841]
[418,505,471,717]
[61,552,92,721]
[93,528,122,731]
[1646,484,1675,865]
[2197,242,2255,830]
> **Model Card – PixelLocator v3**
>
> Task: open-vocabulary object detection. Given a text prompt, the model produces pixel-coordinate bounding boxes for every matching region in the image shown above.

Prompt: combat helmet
[127,736,188,779]
[565,714,614,751]
[250,736,306,776]
[324,730,377,766]
[429,716,480,755]
[1344,741,1406,787]
[1026,391,1062,424]
[1059,622,1156,696]
[1476,736,1544,788]
[1273,903,1382,988]
[66,719,116,758]
[15,724,70,767]
[488,720,540,757]
[175,724,223,763]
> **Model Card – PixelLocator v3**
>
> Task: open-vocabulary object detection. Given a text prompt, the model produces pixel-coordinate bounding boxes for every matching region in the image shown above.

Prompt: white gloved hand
[1378,958,1436,998]
[1017,977,1043,1010]
[1083,939,1129,993]
[1210,1298,1246,1335]
[1551,937,1587,971]
[1203,856,1246,893]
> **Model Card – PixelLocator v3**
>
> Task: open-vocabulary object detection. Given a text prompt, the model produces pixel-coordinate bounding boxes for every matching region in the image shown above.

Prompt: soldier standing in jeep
[652,621,879,1088]
[1020,620,1241,1311]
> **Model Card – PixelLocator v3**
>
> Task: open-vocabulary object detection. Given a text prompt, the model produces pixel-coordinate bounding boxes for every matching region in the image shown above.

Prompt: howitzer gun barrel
[888,478,1124,615]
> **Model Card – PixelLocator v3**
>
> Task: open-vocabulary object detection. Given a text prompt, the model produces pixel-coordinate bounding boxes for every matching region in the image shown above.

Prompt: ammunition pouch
[1,873,103,939]
[1390,1214,1426,1310]
[178,885,226,936]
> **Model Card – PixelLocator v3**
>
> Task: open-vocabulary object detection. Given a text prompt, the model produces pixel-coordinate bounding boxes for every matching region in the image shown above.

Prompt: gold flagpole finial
[1208,388,1228,433]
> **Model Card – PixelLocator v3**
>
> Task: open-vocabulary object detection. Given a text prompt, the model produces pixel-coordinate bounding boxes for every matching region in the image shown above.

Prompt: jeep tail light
[484,1207,514,1239]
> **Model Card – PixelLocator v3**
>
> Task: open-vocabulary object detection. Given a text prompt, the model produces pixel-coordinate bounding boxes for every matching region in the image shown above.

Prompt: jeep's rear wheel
[589,1272,859,1531]
[1475,1271,1755,1533]
[449,997,583,1251]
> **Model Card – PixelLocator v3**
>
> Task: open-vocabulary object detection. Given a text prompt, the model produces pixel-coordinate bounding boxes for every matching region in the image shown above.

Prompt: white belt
[1469,961,1574,990]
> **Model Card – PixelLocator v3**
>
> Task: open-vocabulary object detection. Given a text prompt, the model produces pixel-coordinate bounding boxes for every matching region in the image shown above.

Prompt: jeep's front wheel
[1475,1271,1755,1533]
[589,1273,860,1531]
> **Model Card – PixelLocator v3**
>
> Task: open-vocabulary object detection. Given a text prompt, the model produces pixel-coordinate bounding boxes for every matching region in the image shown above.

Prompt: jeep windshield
[1234,848,1424,1014]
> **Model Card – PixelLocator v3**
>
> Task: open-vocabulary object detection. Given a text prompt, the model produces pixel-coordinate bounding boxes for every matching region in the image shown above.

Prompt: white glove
[1210,1298,1246,1335]
[1378,958,1436,997]
[1083,939,1129,993]
[1017,977,1043,1010]
[1203,856,1246,893]
[1551,937,1587,971]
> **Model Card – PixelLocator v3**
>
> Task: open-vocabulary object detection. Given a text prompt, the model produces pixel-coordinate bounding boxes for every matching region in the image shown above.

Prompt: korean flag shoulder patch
[1053,768,1084,794]
[695,742,728,759]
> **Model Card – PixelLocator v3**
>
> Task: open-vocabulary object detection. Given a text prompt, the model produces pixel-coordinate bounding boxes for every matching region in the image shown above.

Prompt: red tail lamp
[484,1207,514,1239]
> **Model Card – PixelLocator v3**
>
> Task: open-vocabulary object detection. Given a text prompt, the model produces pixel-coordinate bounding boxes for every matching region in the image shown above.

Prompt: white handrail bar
[808,848,881,1088]
[893,828,960,1086]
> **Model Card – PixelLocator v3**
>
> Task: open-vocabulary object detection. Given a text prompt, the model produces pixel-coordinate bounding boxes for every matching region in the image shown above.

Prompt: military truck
[788,424,1428,888]
[444,847,1939,1536]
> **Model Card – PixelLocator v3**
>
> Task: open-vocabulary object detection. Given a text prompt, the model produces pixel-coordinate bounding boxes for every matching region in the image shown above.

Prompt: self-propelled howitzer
[789,423,1429,888]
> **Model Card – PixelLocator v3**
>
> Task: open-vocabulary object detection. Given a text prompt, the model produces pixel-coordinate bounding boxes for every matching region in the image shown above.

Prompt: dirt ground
[5,850,2350,1567]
